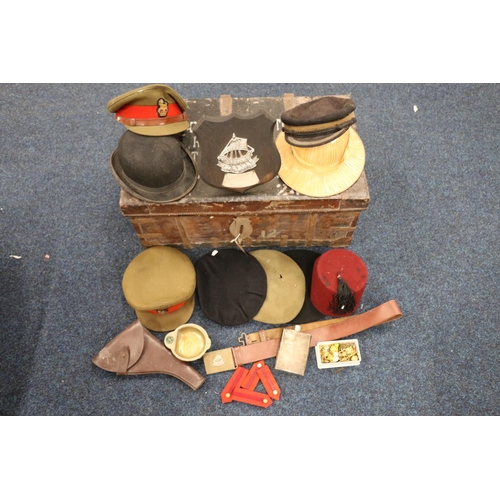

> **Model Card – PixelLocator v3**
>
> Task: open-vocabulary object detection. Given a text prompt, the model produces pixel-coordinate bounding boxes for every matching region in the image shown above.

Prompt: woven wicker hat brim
[276,128,366,198]
[110,146,197,204]
[135,295,195,332]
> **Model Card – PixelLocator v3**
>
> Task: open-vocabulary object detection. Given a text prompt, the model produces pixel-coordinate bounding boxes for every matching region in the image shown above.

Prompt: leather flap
[92,320,205,390]
[92,320,145,373]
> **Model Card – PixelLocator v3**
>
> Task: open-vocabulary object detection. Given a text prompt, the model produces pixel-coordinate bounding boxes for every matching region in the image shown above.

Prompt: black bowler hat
[284,249,325,324]
[110,131,197,203]
[195,249,268,326]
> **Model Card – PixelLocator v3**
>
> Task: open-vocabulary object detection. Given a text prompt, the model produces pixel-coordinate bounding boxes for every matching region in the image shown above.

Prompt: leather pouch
[92,320,205,390]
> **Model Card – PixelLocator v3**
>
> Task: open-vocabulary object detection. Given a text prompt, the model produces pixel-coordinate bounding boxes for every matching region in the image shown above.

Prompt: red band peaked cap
[107,84,189,136]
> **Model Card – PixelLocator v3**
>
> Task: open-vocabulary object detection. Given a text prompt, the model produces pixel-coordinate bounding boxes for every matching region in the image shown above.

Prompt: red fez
[310,249,368,317]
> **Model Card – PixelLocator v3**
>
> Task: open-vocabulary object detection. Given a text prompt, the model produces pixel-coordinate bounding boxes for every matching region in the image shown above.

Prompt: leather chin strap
[203,300,402,373]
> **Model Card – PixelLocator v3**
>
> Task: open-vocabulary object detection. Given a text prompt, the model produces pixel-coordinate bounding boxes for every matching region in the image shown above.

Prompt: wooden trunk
[118,94,370,249]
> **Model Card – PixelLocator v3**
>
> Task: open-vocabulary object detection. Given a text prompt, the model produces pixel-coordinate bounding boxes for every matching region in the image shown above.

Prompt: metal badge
[203,348,237,375]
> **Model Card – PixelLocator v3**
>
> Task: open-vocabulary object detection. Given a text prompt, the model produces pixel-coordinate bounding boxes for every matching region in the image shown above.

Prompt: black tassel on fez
[329,275,356,315]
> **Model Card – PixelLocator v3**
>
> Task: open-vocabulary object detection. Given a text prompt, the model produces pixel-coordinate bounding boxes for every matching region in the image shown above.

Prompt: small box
[315,339,361,369]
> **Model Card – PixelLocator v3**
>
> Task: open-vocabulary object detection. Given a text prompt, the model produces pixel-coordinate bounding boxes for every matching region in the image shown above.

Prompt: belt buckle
[203,348,237,375]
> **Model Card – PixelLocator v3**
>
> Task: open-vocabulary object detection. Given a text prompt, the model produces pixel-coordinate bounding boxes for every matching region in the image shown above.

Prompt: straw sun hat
[276,126,366,198]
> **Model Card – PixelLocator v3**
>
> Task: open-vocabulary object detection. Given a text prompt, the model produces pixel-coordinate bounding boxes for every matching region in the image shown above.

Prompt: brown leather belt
[203,300,403,374]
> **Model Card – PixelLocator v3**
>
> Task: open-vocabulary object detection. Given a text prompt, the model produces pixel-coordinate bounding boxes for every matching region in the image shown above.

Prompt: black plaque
[193,111,281,194]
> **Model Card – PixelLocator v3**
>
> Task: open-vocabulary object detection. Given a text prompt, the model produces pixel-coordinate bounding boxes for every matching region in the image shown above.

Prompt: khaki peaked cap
[122,246,196,332]
[107,84,189,136]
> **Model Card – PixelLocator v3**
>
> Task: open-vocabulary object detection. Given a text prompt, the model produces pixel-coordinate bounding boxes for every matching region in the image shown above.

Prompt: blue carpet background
[0,83,498,416]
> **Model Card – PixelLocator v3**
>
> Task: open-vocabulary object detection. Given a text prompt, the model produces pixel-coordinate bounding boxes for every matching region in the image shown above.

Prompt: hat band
[116,113,189,127]
[284,116,357,139]
[115,102,187,127]
[147,300,187,315]
[283,112,356,132]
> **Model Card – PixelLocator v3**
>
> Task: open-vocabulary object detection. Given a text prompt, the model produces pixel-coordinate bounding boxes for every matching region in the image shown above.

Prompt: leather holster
[92,320,205,391]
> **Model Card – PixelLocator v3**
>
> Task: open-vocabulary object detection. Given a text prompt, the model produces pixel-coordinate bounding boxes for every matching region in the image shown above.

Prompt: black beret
[284,250,325,324]
[195,249,268,326]
[281,96,357,147]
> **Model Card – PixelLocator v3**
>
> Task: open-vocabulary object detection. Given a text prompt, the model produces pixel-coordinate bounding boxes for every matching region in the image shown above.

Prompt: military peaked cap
[107,84,190,136]
[281,96,357,147]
